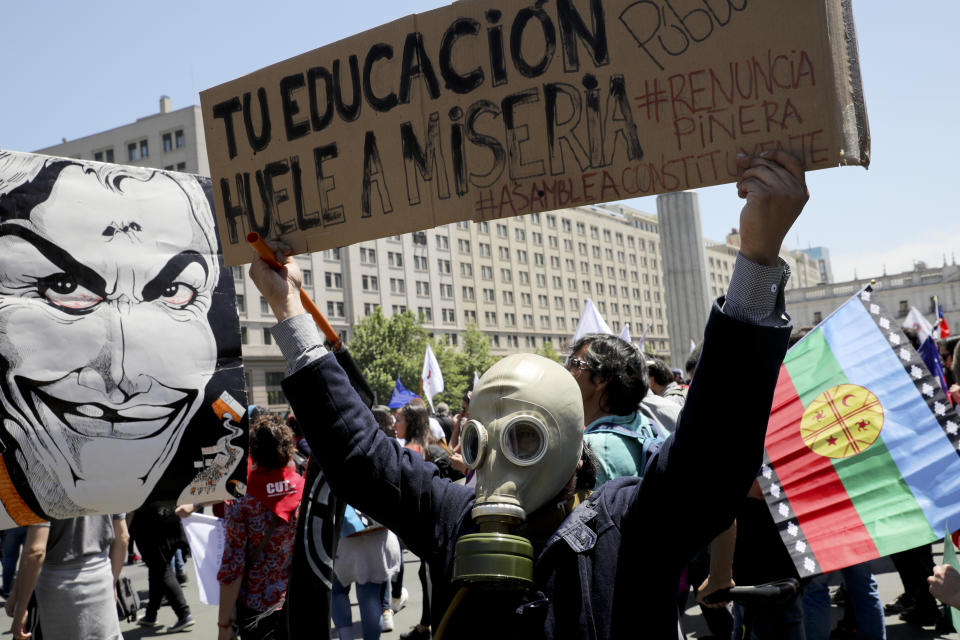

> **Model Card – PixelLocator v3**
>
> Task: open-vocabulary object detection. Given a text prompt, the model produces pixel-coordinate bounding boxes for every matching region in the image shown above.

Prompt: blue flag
[388,378,419,409]
[919,336,949,396]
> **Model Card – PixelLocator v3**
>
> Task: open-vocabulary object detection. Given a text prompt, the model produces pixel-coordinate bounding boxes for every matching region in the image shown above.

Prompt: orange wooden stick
[247,232,342,350]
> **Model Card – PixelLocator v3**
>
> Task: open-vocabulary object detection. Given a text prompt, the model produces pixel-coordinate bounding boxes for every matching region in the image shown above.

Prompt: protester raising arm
[250,249,475,561]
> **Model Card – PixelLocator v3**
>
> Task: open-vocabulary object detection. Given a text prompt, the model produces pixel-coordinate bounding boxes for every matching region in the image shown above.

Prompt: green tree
[461,323,498,379]
[534,340,562,363]
[348,307,428,404]
[348,314,500,411]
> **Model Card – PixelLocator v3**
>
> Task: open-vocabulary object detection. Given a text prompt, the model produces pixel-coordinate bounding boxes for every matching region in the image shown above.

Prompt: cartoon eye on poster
[0,150,247,527]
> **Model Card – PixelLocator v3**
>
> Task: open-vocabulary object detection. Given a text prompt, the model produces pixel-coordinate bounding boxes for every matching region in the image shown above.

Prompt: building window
[388,251,403,267]
[360,247,377,264]
[263,328,273,346]
[362,275,379,291]
[364,303,377,316]
[813,311,823,324]
[260,296,270,314]
[128,143,138,162]
[440,283,453,299]
[392,305,408,315]
[265,371,286,405]
[391,278,407,294]
[139,140,149,158]
[464,309,477,323]
[327,301,345,317]
[436,235,449,250]
[302,269,313,286]
[442,308,455,323]
[416,281,430,296]
[163,133,173,152]
[240,327,248,344]
[175,129,185,148]
[236,294,245,313]
[176,162,186,171]
[324,248,342,260]
[418,307,433,322]
[325,272,343,288]
[414,255,428,271]
[460,262,473,277]
[438,259,451,274]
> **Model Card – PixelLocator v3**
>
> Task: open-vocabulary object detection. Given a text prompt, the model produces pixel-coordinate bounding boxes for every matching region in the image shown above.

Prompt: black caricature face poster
[0,150,247,525]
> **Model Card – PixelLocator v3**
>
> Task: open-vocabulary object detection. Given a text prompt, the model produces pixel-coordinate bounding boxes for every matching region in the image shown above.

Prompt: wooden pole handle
[246,232,342,350]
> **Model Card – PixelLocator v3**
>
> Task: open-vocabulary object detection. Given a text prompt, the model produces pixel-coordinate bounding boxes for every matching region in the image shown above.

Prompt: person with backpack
[568,334,669,486]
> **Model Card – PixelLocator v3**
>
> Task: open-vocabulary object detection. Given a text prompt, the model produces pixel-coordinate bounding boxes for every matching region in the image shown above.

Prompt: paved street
[0,546,955,638]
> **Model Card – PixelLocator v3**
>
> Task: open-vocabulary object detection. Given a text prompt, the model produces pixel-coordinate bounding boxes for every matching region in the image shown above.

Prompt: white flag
[903,306,934,342]
[619,323,631,342]
[422,344,444,412]
[473,370,481,389]
[637,324,651,351]
[572,298,613,343]
[181,513,226,605]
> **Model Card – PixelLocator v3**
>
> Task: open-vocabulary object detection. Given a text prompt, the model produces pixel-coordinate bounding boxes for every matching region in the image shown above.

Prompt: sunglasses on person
[564,357,592,372]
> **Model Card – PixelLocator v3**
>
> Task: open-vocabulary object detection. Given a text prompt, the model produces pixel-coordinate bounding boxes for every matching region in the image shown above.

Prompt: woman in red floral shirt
[217,415,304,640]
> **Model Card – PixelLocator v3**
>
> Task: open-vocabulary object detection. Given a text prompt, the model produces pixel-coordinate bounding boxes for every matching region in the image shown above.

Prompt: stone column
[657,191,712,369]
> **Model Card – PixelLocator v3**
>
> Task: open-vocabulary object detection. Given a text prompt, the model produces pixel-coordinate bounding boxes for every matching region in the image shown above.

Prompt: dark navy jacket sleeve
[281,353,474,561]
[624,300,790,566]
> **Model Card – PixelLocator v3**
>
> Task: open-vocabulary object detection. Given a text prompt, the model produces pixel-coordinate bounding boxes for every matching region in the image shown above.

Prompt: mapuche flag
[759,288,960,576]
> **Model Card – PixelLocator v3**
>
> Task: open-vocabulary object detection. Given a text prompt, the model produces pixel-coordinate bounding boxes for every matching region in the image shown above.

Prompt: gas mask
[453,354,584,585]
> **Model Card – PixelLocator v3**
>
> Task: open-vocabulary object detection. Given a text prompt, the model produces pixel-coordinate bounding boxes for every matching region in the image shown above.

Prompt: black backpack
[115,575,140,622]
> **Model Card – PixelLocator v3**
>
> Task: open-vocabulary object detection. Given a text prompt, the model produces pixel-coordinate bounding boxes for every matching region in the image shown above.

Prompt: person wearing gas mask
[249,151,807,639]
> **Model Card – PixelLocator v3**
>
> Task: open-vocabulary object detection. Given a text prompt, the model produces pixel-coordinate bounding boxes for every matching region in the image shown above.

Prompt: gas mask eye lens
[461,420,487,469]
[500,415,548,466]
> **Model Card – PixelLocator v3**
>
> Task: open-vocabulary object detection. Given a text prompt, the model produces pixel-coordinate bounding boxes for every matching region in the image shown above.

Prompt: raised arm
[634,151,807,550]
[250,249,474,559]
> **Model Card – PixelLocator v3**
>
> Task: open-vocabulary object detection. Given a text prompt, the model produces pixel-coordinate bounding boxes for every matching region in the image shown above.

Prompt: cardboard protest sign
[0,150,247,527]
[201,0,869,265]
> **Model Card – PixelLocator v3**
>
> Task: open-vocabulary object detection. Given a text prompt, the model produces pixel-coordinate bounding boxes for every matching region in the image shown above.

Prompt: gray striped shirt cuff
[722,253,792,327]
[271,313,329,374]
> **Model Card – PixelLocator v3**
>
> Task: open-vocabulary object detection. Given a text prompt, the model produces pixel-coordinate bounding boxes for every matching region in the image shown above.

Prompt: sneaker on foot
[399,625,430,640]
[137,615,162,628]
[391,586,409,613]
[382,609,395,632]
[168,614,196,633]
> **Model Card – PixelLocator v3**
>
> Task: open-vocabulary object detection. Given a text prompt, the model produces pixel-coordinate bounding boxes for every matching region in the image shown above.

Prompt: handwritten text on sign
[201,0,867,265]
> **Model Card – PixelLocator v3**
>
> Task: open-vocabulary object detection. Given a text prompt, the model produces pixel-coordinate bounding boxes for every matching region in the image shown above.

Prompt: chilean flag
[935,297,951,339]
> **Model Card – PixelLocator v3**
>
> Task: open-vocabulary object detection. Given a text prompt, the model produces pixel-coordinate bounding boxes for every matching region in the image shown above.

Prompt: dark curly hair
[568,333,648,416]
[250,414,296,470]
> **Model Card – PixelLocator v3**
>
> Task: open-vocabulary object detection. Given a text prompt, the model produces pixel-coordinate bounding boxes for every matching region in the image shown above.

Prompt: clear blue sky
[2,0,956,282]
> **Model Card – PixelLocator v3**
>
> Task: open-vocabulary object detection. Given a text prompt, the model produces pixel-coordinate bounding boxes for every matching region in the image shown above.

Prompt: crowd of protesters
[0,152,959,640]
